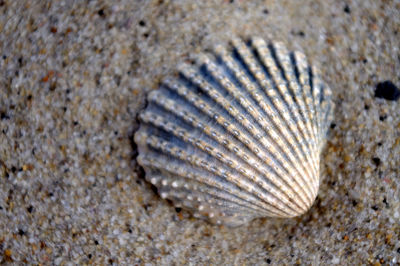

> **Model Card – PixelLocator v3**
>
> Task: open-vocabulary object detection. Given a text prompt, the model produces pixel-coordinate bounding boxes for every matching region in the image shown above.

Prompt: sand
[0,0,399,264]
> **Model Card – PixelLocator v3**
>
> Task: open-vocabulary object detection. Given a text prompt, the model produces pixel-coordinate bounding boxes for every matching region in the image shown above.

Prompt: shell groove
[135,37,334,226]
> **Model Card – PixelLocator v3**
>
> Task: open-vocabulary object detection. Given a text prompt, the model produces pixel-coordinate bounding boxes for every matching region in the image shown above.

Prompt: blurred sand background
[0,0,399,264]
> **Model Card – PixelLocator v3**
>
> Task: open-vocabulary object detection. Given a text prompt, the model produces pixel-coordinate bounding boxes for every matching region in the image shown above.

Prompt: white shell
[135,37,334,226]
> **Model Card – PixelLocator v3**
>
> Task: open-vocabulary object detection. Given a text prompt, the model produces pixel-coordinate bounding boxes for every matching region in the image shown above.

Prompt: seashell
[134,37,334,226]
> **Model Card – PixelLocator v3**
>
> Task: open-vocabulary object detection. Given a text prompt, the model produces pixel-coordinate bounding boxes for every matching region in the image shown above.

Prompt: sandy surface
[0,0,399,264]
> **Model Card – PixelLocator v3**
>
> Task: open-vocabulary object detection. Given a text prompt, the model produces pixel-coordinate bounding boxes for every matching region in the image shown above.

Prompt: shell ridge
[143,107,309,215]
[196,51,314,205]
[241,41,317,198]
[290,54,325,189]
[276,47,320,160]
[272,44,320,150]
[139,134,271,210]
[142,131,301,217]
[264,42,320,192]
[306,64,333,148]
[194,54,317,210]
[250,39,320,195]
[142,154,282,217]
[295,56,322,154]
[242,37,319,182]
[232,37,318,198]
[156,92,312,213]
[159,176,271,218]
[284,51,322,188]
[291,54,321,154]
[320,85,334,137]
[167,181,275,218]
[321,97,334,143]
[308,65,323,143]
[178,58,312,203]
[308,66,325,147]
[229,37,318,193]
[210,45,316,206]
[135,37,334,225]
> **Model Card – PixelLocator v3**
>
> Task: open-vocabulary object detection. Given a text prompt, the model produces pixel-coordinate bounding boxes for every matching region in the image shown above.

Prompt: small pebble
[374,81,400,101]
[372,157,381,167]
[343,5,351,14]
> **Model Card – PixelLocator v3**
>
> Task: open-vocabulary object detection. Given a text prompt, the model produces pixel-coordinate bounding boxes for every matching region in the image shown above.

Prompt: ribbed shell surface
[134,37,334,226]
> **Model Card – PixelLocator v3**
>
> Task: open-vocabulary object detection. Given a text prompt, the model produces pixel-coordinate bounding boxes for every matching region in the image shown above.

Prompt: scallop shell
[135,37,334,226]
